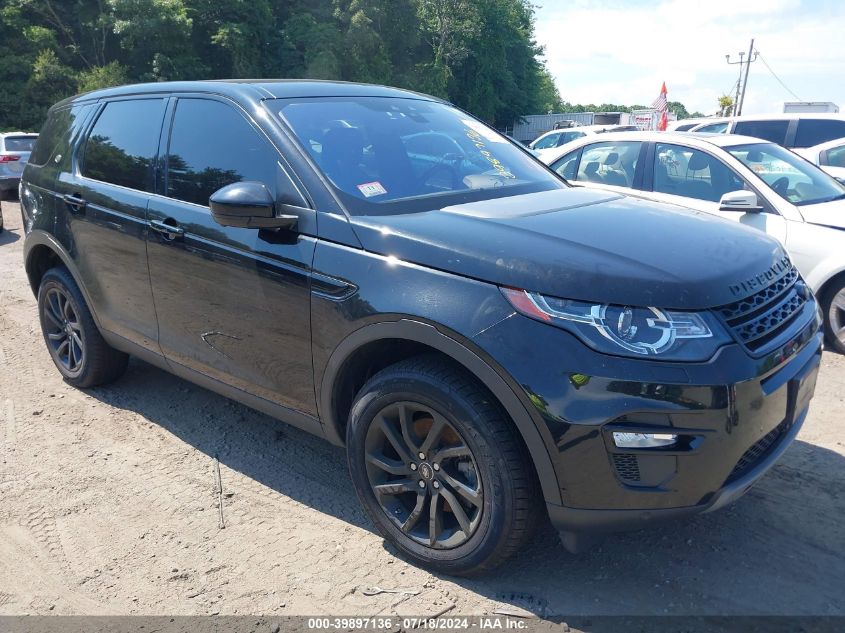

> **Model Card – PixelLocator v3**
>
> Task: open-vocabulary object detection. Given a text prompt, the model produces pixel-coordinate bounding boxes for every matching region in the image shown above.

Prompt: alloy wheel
[43,287,85,374]
[830,287,845,349]
[364,401,483,549]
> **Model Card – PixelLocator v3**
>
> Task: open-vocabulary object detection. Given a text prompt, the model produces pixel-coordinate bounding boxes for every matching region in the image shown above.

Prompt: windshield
[274,97,563,215]
[728,143,845,206]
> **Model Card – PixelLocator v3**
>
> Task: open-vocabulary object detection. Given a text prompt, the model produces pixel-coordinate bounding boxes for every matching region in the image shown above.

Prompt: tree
[718,95,734,117]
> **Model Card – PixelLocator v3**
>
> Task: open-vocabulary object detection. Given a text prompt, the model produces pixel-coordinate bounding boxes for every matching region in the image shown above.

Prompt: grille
[612,453,641,482]
[716,267,807,353]
[725,417,792,484]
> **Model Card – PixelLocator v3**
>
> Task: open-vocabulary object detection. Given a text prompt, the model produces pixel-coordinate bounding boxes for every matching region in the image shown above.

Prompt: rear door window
[574,141,642,187]
[733,119,790,145]
[694,121,729,133]
[794,119,845,149]
[532,132,561,149]
[82,99,166,191]
[166,98,281,207]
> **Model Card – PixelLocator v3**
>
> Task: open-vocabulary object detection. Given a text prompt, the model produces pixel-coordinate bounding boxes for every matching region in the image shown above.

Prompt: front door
[646,142,788,245]
[146,97,317,416]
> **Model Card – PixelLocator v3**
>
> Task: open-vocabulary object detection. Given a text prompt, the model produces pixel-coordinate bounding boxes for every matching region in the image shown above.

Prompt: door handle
[149,218,185,239]
[63,193,87,213]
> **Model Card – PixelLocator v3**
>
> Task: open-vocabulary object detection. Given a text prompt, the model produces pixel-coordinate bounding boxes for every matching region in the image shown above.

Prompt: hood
[350,188,788,309]
[799,196,845,230]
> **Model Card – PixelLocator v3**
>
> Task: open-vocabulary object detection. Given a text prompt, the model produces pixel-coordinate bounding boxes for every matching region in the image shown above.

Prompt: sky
[533,0,845,116]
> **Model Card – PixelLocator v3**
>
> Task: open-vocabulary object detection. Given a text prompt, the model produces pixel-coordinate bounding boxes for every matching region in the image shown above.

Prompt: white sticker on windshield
[461,119,506,143]
[357,181,388,197]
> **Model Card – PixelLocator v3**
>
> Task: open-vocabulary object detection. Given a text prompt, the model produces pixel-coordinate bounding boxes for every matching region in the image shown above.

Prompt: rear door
[644,141,788,243]
[146,96,318,417]
[54,97,167,352]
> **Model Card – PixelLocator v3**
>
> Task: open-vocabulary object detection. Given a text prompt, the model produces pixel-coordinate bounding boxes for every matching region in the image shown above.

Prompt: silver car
[1,132,38,198]
[1,132,38,232]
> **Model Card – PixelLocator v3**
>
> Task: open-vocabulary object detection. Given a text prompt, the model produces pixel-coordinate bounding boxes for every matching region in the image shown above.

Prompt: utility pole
[726,39,758,116]
[737,38,758,115]
[725,51,745,116]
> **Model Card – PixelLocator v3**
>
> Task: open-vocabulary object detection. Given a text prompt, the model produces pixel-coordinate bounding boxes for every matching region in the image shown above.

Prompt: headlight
[501,288,729,361]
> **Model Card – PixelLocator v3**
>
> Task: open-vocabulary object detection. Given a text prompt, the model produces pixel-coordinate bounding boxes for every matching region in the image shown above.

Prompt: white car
[529,124,638,161]
[687,113,845,151]
[543,131,845,352]
[794,137,845,182]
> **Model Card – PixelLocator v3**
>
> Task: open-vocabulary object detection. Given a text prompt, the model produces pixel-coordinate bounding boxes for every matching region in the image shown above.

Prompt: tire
[346,355,541,576]
[37,266,129,387]
[821,277,845,354]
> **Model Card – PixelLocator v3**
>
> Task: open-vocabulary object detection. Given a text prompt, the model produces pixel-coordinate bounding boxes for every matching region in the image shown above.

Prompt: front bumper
[472,302,823,535]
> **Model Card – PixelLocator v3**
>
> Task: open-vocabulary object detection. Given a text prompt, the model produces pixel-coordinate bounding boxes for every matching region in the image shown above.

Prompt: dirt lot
[1,201,844,618]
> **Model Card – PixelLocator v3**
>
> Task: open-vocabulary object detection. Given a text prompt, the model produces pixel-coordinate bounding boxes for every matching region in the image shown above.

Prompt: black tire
[347,355,541,576]
[821,276,845,354]
[37,266,129,387]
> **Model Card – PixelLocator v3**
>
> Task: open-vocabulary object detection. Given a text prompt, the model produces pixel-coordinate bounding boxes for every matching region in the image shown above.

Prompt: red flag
[658,110,668,131]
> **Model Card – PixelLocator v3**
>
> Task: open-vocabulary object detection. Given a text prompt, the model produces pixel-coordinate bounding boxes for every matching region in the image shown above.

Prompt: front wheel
[346,355,541,576]
[38,267,129,387]
[822,278,845,354]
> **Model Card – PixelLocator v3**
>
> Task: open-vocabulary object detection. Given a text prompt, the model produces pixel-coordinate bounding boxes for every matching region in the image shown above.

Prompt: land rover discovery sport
[21,81,822,575]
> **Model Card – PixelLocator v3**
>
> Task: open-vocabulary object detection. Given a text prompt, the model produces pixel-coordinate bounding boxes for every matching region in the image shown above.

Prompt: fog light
[613,432,677,448]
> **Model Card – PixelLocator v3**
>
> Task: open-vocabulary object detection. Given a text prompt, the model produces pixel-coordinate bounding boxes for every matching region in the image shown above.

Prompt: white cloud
[534,0,845,115]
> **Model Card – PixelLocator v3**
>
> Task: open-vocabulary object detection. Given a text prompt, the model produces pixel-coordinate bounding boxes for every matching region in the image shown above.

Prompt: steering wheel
[771,176,789,195]
[420,154,463,190]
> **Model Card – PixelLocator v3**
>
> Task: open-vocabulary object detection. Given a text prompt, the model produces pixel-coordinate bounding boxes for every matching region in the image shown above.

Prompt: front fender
[319,318,563,506]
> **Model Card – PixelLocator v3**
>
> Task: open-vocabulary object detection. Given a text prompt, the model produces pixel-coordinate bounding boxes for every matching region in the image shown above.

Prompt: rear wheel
[38,267,129,387]
[346,355,541,576]
[822,278,845,354]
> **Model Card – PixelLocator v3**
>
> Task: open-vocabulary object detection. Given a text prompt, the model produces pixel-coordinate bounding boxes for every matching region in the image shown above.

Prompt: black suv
[21,81,823,575]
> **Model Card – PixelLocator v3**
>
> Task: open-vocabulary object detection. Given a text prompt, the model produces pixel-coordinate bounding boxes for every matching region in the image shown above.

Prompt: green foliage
[0,0,563,130]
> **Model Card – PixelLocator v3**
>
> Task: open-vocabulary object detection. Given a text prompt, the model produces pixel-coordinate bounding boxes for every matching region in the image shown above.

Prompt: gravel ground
[1,201,844,618]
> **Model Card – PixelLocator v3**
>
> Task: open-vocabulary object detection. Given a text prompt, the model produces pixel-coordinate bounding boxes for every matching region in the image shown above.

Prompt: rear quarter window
[28,104,92,167]
[794,119,845,149]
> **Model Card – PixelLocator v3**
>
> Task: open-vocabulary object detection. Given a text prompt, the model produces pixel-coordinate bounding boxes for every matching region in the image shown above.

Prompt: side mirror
[209,181,298,230]
[718,190,763,213]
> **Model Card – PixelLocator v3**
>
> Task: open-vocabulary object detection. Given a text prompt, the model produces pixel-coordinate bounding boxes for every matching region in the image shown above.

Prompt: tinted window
[794,119,845,148]
[653,143,746,202]
[823,144,845,168]
[532,132,561,149]
[167,99,280,206]
[3,136,37,152]
[673,123,697,132]
[574,141,641,187]
[28,110,69,165]
[82,99,165,191]
[733,120,790,145]
[276,97,563,215]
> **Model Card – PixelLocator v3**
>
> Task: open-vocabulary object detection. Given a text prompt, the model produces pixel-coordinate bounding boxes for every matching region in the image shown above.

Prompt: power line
[756,51,803,101]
